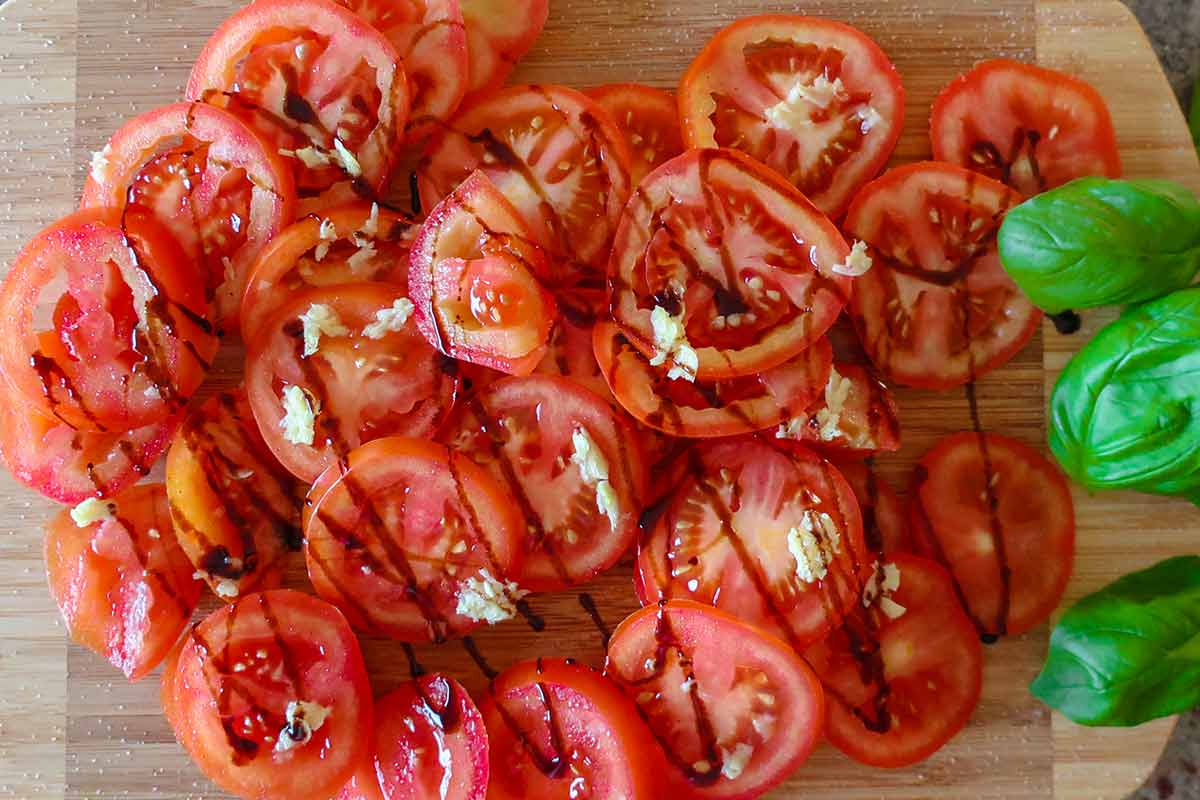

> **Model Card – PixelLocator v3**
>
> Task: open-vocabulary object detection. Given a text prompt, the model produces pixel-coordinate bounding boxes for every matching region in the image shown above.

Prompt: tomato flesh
[827,456,911,556]
[588,83,685,187]
[458,0,549,106]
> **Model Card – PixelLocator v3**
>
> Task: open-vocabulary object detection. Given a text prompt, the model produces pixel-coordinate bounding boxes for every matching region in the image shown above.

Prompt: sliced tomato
[245,282,458,482]
[637,439,867,652]
[772,363,900,454]
[609,149,851,380]
[909,432,1075,639]
[241,202,418,339]
[827,456,910,556]
[187,0,409,204]
[587,83,685,187]
[845,162,1041,390]
[410,171,556,374]
[481,658,662,800]
[0,209,216,432]
[679,15,904,218]
[304,437,524,642]
[334,0,468,137]
[593,321,832,439]
[166,390,304,600]
[80,102,296,333]
[164,590,372,800]
[418,85,632,286]
[458,0,549,106]
[931,59,1121,196]
[804,554,983,767]
[439,375,646,591]
[605,601,823,798]
[0,398,177,505]
[534,289,615,402]
[44,483,202,680]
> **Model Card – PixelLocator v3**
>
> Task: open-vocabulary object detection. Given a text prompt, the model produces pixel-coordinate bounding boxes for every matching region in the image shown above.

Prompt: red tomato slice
[826,456,910,556]
[333,0,468,138]
[80,102,296,333]
[458,0,549,106]
[245,282,459,482]
[637,439,867,652]
[910,432,1075,639]
[804,554,983,767]
[0,398,177,505]
[605,601,824,798]
[44,483,202,680]
[241,202,418,340]
[418,85,632,287]
[303,437,524,642]
[439,375,647,591]
[166,390,304,600]
[593,321,832,439]
[534,289,617,402]
[609,148,851,380]
[187,0,409,204]
[410,171,557,374]
[931,59,1121,196]
[678,15,904,218]
[587,83,685,187]
[481,658,662,800]
[164,590,372,800]
[845,162,1041,390]
[772,363,901,454]
[0,209,216,432]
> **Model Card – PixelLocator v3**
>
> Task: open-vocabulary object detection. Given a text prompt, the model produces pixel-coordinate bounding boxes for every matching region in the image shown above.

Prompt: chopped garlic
[214,579,239,599]
[832,240,873,277]
[571,427,620,530]
[274,700,331,754]
[880,596,907,620]
[881,562,901,593]
[333,138,362,177]
[71,497,113,528]
[456,568,528,624]
[787,510,841,584]
[313,242,331,262]
[346,239,377,276]
[280,385,317,446]
[146,528,161,540]
[720,743,754,780]
[293,146,332,169]
[815,367,854,441]
[649,305,698,382]
[89,144,113,185]
[299,303,349,357]
[856,105,884,133]
[362,298,415,339]
[595,481,621,531]
[864,561,904,613]
[318,218,337,241]
[359,203,380,238]
[765,75,846,129]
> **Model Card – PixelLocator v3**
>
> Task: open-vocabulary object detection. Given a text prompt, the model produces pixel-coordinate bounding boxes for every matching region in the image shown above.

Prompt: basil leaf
[1049,288,1200,500]
[998,178,1200,314]
[1031,556,1200,726]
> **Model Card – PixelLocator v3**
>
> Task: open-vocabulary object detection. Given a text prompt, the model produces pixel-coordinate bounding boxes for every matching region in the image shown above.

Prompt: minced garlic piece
[346,239,377,276]
[280,385,317,446]
[293,146,332,169]
[214,579,239,599]
[786,510,841,584]
[832,240,873,277]
[571,427,620,530]
[720,743,754,780]
[880,595,907,620]
[856,105,883,133]
[71,497,113,528]
[815,367,854,441]
[362,298,415,339]
[299,303,349,357]
[456,568,529,624]
[765,75,846,129]
[359,203,380,238]
[649,305,698,382]
[333,138,362,177]
[274,700,331,754]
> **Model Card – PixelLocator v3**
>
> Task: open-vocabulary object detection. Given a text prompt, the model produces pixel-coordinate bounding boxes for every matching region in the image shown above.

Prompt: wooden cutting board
[0,0,1195,798]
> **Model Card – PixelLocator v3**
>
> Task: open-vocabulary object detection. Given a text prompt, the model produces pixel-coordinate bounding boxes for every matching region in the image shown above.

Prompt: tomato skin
[165,590,373,800]
[605,601,824,799]
[481,658,664,800]
[931,59,1121,196]
[587,83,685,187]
[44,484,203,680]
[458,0,549,106]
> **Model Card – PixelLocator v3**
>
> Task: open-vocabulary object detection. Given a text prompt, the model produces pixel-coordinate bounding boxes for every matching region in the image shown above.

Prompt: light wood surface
[0,0,1194,798]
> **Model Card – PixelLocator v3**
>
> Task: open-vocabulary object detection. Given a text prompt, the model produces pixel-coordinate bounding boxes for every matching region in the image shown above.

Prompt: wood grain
[0,0,1193,798]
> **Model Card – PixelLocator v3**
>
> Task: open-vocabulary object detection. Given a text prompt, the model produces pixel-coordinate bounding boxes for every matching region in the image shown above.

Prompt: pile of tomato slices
[0,2,1117,797]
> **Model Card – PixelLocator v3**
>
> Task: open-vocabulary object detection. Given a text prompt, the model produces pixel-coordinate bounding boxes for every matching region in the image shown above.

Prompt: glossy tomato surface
[827,455,910,556]
[772,363,901,455]
[458,0,549,105]
[606,601,824,799]
[679,15,904,218]
[588,83,685,187]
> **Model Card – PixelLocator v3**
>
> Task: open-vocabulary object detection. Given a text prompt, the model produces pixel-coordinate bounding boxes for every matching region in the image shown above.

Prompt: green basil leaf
[998,178,1200,314]
[1031,556,1200,726]
[1049,287,1200,499]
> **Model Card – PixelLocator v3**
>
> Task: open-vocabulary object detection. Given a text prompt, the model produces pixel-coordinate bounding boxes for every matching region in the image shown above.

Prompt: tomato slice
[605,601,823,798]
[679,15,904,218]
[418,85,632,287]
[609,148,851,380]
[0,209,217,432]
[245,282,458,482]
[187,0,409,204]
[931,59,1121,196]
[410,171,557,374]
[333,0,468,138]
[241,202,418,339]
[587,83,685,187]
[772,363,900,454]
[593,321,832,439]
[637,439,867,651]
[166,390,304,600]
[458,0,549,106]
[164,590,372,800]
[845,162,1041,390]
[804,554,983,767]
[827,456,910,556]
[0,398,177,505]
[44,483,202,680]
[534,289,617,402]
[80,102,296,333]
[304,437,524,642]
[439,375,646,591]
[481,658,662,800]
[910,432,1075,639]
